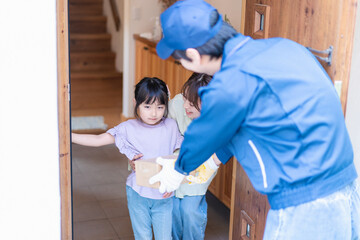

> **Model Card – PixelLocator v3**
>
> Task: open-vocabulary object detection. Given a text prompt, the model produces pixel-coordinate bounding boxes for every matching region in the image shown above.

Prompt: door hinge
[306,45,333,66]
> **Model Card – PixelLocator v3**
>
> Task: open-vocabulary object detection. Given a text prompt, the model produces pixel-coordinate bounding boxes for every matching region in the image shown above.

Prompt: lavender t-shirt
[107,117,183,199]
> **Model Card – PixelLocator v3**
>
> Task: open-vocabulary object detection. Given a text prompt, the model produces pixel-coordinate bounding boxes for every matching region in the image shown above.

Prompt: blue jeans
[172,195,208,240]
[264,180,360,240]
[126,186,173,240]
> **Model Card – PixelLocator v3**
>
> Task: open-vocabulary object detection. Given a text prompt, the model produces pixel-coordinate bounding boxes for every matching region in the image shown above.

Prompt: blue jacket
[175,34,357,209]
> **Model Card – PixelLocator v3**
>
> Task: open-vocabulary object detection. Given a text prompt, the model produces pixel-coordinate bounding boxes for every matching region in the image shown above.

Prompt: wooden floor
[72,143,230,240]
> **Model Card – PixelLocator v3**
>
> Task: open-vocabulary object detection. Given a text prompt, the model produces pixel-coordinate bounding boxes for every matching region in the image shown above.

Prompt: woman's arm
[72,132,115,147]
[213,154,222,166]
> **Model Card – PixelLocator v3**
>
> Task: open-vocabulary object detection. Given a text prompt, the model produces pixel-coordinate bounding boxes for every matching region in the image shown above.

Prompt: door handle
[306,45,333,66]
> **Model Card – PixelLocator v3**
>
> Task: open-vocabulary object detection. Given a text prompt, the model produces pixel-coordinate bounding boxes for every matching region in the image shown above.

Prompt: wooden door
[230,0,358,239]
[244,0,357,114]
[231,162,270,240]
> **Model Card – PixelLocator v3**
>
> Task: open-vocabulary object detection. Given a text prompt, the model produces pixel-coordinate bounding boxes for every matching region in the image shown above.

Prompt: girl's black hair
[134,77,169,120]
[171,10,238,61]
[181,73,212,111]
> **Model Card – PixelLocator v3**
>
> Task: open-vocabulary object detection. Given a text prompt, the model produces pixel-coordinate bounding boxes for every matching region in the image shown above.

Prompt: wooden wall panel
[57,0,72,239]
[134,34,192,96]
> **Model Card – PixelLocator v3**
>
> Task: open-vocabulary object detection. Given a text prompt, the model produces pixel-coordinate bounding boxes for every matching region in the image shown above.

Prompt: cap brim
[156,39,175,60]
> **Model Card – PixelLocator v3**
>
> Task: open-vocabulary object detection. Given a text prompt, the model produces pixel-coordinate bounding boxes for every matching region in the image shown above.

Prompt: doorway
[66,0,231,239]
[59,0,359,239]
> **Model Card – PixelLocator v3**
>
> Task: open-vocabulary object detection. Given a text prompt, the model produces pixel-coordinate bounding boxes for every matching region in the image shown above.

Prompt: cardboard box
[135,155,193,189]
[135,155,177,189]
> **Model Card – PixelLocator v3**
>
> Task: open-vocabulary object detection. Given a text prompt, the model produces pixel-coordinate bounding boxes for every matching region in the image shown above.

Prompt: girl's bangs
[144,91,166,105]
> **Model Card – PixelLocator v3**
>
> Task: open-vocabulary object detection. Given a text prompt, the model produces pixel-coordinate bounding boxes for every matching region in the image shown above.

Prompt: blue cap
[156,0,223,59]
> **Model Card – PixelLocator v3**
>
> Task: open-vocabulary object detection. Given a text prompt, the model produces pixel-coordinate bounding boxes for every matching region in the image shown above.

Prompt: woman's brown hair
[181,73,212,111]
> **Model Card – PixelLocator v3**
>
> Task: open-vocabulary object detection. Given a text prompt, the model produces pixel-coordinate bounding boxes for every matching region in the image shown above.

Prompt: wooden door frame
[229,1,247,239]
[57,0,72,239]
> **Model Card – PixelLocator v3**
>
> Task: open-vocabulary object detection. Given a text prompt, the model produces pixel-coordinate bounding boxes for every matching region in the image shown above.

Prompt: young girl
[72,77,183,240]
[169,73,220,240]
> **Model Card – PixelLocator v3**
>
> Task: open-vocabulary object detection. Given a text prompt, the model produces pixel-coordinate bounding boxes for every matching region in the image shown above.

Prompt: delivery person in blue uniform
[149,0,360,239]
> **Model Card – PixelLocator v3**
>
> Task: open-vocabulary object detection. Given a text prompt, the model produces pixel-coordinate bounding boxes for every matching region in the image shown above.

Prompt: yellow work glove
[186,155,219,184]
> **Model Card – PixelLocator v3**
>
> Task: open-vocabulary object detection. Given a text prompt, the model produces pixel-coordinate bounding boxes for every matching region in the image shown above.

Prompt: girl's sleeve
[107,123,139,160]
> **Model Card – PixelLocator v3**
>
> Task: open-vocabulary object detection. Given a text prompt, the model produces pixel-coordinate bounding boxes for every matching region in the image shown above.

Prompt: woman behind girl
[72,77,183,240]
[169,73,221,240]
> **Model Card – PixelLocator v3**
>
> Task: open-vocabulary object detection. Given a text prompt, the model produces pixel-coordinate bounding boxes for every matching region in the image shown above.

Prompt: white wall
[122,0,162,117]
[345,0,360,173]
[104,0,124,72]
[207,0,243,31]
[0,1,61,239]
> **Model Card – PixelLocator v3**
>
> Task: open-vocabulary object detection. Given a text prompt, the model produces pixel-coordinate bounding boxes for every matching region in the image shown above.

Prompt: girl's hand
[129,154,143,172]
[128,159,135,171]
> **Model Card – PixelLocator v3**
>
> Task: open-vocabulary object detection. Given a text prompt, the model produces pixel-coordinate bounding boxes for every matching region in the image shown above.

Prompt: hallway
[72,143,230,240]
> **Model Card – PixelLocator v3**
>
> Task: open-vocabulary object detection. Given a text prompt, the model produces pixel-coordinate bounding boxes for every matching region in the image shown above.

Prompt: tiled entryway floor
[72,143,230,240]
